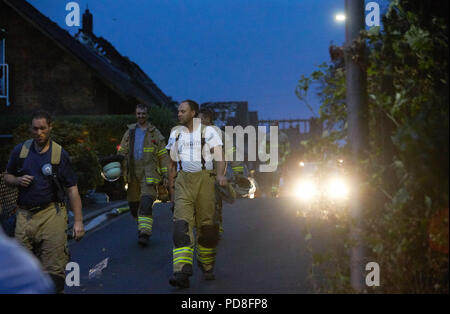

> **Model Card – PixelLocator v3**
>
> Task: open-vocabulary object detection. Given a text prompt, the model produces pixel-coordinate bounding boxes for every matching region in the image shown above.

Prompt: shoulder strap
[175,132,182,171]
[51,141,62,165]
[19,139,33,159]
[48,141,65,202]
[200,125,206,170]
[17,139,33,171]
[200,124,206,136]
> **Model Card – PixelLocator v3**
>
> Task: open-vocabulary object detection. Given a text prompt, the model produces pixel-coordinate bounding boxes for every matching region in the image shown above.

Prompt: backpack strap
[19,139,33,159]
[19,139,62,165]
[49,141,64,204]
[17,139,33,172]
[50,141,62,178]
[51,141,62,165]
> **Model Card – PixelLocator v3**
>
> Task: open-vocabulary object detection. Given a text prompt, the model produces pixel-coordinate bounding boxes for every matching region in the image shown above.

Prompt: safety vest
[118,123,169,185]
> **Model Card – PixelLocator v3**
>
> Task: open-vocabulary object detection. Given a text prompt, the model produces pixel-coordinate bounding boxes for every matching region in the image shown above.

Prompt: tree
[297,0,449,293]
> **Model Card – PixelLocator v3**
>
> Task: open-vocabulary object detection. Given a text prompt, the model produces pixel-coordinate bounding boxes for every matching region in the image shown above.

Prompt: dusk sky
[30,0,348,120]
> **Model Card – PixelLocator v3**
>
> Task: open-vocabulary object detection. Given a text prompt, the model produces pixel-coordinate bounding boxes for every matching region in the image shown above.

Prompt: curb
[68,200,128,230]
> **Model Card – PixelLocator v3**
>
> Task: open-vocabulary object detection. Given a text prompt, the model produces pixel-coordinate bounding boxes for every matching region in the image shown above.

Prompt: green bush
[54,106,176,158]
[297,0,449,293]
[2,105,177,196]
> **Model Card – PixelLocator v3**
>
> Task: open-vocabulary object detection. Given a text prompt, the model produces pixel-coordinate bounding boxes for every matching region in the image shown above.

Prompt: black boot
[50,274,65,294]
[138,233,150,247]
[169,272,190,288]
[203,270,215,281]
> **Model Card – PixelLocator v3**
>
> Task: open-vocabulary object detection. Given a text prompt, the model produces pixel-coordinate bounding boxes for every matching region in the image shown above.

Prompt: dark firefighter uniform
[118,122,170,241]
[6,139,77,291]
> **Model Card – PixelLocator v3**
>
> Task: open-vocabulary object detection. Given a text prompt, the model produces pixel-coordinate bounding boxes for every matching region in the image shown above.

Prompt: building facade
[0,0,170,115]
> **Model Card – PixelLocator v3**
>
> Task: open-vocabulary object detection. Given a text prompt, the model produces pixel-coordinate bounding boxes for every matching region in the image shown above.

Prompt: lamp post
[346,0,369,292]
[336,0,369,292]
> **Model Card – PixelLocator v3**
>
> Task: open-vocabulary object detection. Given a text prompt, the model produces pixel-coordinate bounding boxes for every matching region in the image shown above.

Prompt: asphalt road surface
[66,197,330,294]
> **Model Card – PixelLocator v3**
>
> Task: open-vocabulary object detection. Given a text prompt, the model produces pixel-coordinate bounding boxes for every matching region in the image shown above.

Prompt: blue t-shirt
[6,141,77,207]
[133,127,146,161]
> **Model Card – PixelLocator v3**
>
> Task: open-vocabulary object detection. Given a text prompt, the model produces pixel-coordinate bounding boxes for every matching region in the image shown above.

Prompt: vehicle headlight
[294,180,317,201]
[326,178,349,199]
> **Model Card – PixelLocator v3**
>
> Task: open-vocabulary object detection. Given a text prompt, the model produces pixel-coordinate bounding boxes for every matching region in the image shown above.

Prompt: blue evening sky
[29,0,349,120]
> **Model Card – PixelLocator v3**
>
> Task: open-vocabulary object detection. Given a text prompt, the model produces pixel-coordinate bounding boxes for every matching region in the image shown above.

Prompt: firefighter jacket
[118,123,169,185]
[219,128,245,175]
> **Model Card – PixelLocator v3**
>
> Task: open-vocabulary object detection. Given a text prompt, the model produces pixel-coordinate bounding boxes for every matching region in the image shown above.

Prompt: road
[66,197,331,294]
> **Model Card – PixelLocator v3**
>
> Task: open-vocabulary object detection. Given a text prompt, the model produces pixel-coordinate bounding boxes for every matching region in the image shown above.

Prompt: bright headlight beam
[295,180,317,201]
[327,178,349,199]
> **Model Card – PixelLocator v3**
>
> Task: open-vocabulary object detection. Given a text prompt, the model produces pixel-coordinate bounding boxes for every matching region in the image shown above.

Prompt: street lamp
[335,13,346,22]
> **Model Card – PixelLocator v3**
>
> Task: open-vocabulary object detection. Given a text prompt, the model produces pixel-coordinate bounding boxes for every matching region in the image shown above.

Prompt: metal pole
[345,0,369,292]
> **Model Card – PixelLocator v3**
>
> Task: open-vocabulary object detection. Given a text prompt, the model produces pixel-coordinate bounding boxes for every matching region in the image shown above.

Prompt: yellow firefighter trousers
[127,160,158,235]
[15,203,69,279]
[126,160,157,202]
[172,170,218,274]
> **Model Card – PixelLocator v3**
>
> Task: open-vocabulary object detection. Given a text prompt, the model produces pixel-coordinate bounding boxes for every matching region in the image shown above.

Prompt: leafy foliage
[11,120,102,195]
[2,105,177,196]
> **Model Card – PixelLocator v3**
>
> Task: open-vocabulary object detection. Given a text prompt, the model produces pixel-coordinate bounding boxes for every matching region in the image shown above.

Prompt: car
[279,159,350,210]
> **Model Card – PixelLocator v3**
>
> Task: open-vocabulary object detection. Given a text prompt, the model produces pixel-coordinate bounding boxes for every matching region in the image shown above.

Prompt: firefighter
[166,100,227,288]
[3,110,85,293]
[198,107,244,236]
[117,104,170,247]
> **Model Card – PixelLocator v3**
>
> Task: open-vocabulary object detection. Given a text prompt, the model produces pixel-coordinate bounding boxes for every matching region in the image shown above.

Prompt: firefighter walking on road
[166,100,227,288]
[3,110,84,293]
[118,104,170,247]
[198,107,244,237]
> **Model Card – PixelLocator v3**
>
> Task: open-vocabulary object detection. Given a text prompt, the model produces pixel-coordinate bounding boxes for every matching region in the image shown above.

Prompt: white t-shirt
[166,124,223,172]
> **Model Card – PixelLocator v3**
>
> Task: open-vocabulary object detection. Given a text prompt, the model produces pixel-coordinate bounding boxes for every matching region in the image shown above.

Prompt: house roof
[3,0,170,106]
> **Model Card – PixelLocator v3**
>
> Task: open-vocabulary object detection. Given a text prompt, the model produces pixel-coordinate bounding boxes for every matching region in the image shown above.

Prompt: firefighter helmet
[99,155,124,182]
[231,174,255,198]
[101,161,122,182]
[215,182,236,204]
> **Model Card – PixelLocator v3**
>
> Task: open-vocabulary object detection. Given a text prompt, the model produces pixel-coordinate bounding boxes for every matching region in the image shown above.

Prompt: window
[0,33,10,106]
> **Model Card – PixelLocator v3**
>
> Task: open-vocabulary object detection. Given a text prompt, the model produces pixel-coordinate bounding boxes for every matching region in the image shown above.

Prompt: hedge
[0,105,177,196]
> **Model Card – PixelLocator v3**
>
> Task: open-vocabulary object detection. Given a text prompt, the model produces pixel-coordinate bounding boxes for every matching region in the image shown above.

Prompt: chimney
[82,7,93,34]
